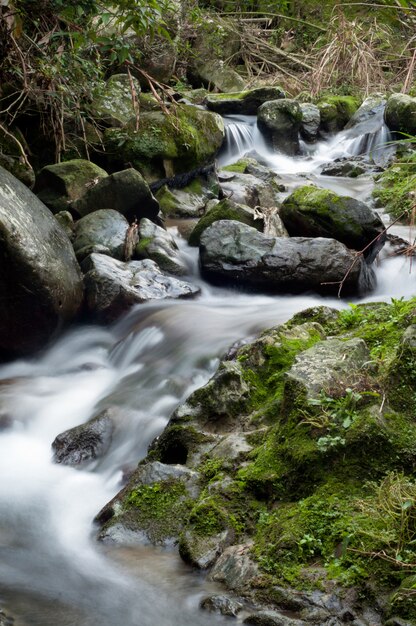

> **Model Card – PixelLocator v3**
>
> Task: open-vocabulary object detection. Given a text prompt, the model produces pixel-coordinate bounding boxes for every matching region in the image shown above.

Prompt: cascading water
[0,107,412,625]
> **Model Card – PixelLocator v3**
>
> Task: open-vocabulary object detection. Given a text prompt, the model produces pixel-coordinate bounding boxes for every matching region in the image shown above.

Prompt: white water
[0,116,413,625]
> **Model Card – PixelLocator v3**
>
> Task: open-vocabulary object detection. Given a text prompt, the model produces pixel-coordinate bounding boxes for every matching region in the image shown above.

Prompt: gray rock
[300,103,320,142]
[0,165,84,358]
[0,609,13,626]
[135,218,188,275]
[219,172,278,208]
[52,408,115,466]
[54,211,75,240]
[83,253,199,322]
[200,594,243,617]
[209,544,259,590]
[345,95,386,132]
[35,159,108,214]
[286,337,370,399]
[199,220,376,296]
[258,99,302,155]
[155,172,220,218]
[320,159,367,178]
[179,529,231,569]
[73,169,160,222]
[206,87,286,115]
[73,209,129,262]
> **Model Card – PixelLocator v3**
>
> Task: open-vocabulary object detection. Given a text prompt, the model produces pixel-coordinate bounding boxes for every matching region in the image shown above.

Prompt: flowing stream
[0,116,414,625]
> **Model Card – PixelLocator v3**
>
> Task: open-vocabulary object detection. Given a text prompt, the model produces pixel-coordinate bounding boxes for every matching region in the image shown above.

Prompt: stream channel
[0,112,414,625]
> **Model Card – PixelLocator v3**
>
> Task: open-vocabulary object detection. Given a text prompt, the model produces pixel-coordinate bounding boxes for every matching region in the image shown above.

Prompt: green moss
[221,158,253,173]
[126,480,191,543]
[318,96,361,130]
[373,152,416,221]
[188,500,228,536]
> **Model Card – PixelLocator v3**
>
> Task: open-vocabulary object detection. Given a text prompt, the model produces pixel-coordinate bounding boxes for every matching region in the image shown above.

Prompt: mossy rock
[155,172,219,218]
[104,104,224,181]
[205,87,285,115]
[280,184,386,261]
[385,93,416,136]
[317,96,361,132]
[188,198,262,246]
[257,99,302,155]
[90,74,141,128]
[35,159,108,214]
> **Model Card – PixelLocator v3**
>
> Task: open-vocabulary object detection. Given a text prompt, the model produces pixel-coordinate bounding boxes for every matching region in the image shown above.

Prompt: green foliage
[373,152,416,221]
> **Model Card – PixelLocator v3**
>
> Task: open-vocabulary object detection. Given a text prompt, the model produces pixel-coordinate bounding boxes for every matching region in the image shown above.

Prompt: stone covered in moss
[205,87,285,115]
[73,168,159,221]
[35,159,108,214]
[155,171,219,218]
[104,104,225,181]
[257,99,302,155]
[90,74,141,128]
[280,184,386,261]
[188,198,262,246]
[96,297,416,623]
[385,93,416,136]
[317,95,361,132]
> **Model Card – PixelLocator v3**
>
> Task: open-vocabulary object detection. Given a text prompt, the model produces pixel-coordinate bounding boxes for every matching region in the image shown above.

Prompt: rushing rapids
[0,114,413,625]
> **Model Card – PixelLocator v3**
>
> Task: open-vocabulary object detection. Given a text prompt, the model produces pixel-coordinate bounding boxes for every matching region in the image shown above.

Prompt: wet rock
[243,611,306,626]
[0,609,13,626]
[320,158,367,178]
[52,408,115,466]
[82,253,199,322]
[0,165,84,358]
[206,87,285,115]
[200,594,243,617]
[280,185,386,263]
[258,99,302,155]
[384,93,416,135]
[209,544,259,591]
[135,218,188,275]
[300,103,320,142]
[73,168,159,222]
[73,209,129,262]
[104,105,224,181]
[345,95,386,132]
[35,159,108,214]
[91,74,141,127]
[286,337,370,400]
[200,220,376,296]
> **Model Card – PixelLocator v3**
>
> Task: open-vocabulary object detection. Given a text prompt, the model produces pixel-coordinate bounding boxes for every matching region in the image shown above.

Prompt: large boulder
[135,218,188,275]
[199,220,375,296]
[72,168,160,221]
[35,159,108,214]
[384,93,416,136]
[205,87,285,115]
[280,185,386,262]
[72,209,129,262]
[257,99,302,155]
[219,171,278,209]
[192,62,246,93]
[82,253,199,322]
[0,166,84,358]
[104,104,225,181]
